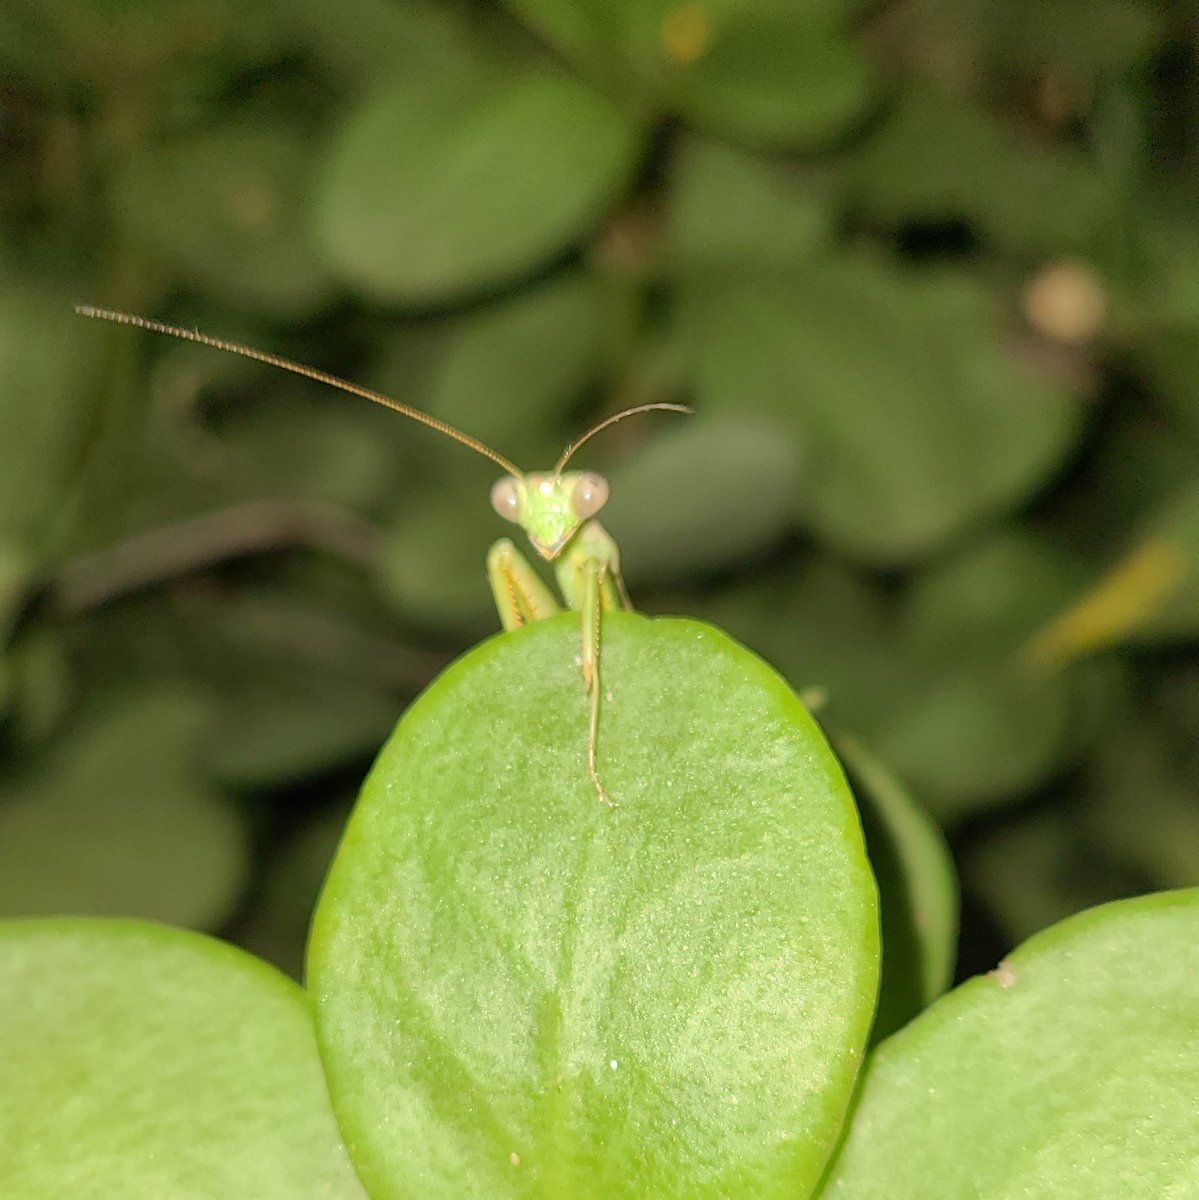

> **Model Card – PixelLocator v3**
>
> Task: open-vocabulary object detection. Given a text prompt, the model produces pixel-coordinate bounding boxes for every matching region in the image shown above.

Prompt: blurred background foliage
[1,0,1197,983]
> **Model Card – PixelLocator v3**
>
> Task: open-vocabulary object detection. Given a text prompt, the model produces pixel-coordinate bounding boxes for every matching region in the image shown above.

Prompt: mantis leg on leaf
[488,518,628,806]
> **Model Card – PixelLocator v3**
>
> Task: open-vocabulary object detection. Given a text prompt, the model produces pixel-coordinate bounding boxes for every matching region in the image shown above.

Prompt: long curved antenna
[554,401,691,474]
[76,306,523,477]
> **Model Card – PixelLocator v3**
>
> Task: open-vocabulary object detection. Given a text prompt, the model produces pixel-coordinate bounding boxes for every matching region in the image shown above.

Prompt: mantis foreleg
[486,522,629,805]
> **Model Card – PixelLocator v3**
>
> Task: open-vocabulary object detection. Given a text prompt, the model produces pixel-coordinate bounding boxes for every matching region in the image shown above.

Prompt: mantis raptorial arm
[487,520,629,806]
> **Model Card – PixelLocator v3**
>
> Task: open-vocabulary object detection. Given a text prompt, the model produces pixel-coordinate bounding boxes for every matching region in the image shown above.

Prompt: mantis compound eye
[489,477,522,523]
[572,473,609,520]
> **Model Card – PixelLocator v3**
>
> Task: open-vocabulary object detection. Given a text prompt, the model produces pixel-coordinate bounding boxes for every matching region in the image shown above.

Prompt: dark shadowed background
[1,0,1197,980]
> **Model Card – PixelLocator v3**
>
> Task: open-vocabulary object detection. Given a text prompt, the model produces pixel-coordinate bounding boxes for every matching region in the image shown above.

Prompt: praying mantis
[76,305,689,806]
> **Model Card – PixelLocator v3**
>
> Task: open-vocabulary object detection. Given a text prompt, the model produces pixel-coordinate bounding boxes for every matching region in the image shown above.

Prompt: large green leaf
[0,919,367,1199]
[679,259,1082,563]
[315,62,644,302]
[310,613,878,1199]
[817,890,1199,1199]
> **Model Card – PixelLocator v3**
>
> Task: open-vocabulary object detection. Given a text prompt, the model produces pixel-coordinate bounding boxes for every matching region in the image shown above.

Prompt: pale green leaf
[310,614,879,1199]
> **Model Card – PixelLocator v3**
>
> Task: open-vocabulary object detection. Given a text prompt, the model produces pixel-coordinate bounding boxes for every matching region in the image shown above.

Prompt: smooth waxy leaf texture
[316,63,643,302]
[310,613,879,1200]
[817,890,1199,1199]
[0,919,368,1200]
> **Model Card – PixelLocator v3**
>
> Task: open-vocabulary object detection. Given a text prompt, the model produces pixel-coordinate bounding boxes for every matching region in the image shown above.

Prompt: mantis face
[490,471,610,561]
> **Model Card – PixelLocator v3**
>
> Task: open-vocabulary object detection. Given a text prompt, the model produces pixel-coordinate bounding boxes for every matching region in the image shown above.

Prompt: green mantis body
[77,306,687,805]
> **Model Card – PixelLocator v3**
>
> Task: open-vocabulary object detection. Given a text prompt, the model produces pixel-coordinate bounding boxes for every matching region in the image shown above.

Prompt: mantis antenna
[554,401,692,474]
[77,303,693,806]
[74,305,524,478]
[77,306,690,478]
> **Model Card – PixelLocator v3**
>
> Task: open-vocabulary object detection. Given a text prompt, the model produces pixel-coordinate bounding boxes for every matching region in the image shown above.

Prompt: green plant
[2,0,1199,1192]
[3,617,1196,1196]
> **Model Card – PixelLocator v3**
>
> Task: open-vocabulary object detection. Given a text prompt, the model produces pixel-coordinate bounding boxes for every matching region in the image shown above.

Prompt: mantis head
[486,398,695,560]
[489,472,609,560]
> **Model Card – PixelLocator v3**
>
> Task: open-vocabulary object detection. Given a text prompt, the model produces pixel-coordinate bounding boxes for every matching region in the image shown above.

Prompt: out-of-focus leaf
[1052,406,1199,555]
[0,290,100,554]
[5,628,72,746]
[1147,662,1199,779]
[1025,480,1199,667]
[378,478,502,634]
[511,0,872,147]
[987,0,1164,73]
[205,672,400,790]
[0,919,368,1200]
[310,614,878,1199]
[315,61,644,302]
[425,271,608,467]
[904,530,1087,660]
[680,259,1082,563]
[1144,219,1199,328]
[872,655,1073,822]
[963,806,1137,943]
[111,122,332,317]
[695,559,903,734]
[181,590,412,788]
[212,393,401,512]
[1087,726,1199,892]
[817,891,1199,1200]
[665,136,833,269]
[867,532,1105,820]
[1,0,292,96]
[666,4,872,148]
[836,734,957,1043]
[287,0,478,87]
[0,690,248,927]
[1131,326,1199,443]
[0,541,30,642]
[843,85,1121,257]
[604,414,800,583]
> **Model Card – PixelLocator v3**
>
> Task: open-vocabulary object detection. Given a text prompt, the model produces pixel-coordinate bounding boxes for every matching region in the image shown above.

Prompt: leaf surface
[818,891,1199,1199]
[310,613,879,1199]
[0,918,368,1200]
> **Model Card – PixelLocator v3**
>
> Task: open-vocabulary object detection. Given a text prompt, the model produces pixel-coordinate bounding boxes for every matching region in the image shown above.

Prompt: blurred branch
[50,499,383,614]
